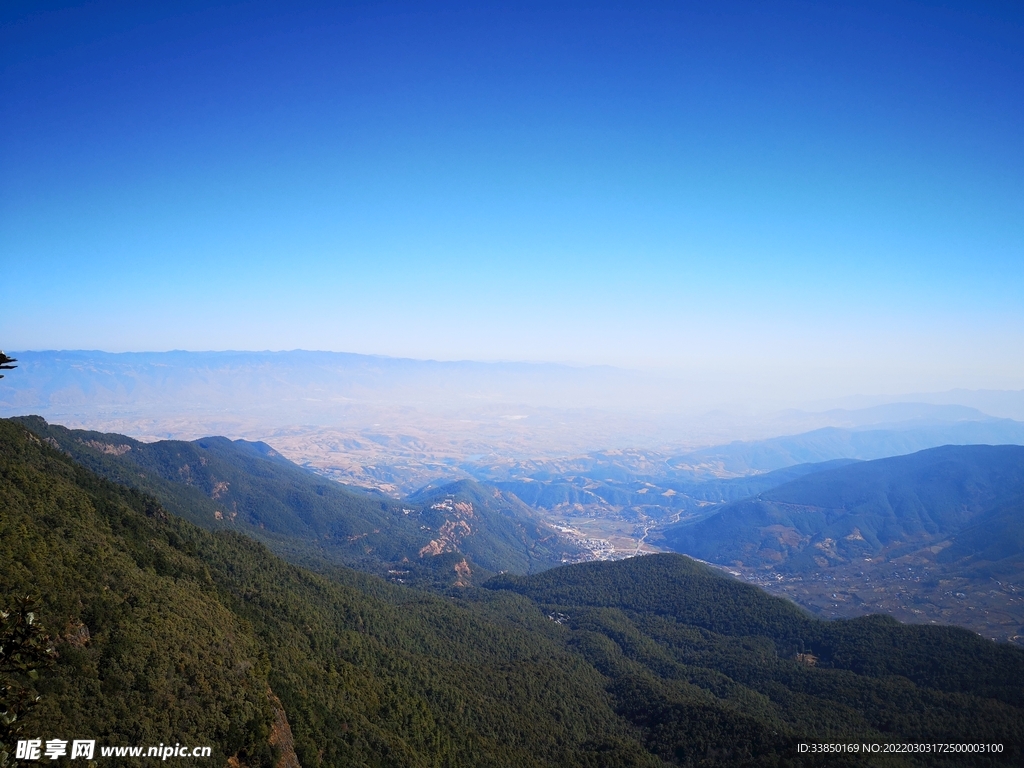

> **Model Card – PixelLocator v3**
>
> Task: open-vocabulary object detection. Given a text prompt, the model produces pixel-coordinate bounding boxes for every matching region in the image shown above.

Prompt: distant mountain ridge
[663,444,1024,570]
[6,350,1024,501]
[478,458,862,520]
[817,389,1024,422]
[0,349,673,416]
[668,422,1024,475]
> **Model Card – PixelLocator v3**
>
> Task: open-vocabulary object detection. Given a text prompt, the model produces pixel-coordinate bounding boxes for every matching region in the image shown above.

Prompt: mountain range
[13,416,580,586]
[463,415,1024,523]
[3,416,1024,766]
[17,414,1024,643]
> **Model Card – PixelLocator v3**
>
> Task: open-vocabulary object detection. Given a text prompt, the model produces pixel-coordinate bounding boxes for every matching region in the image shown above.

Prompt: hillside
[660,445,1024,641]
[662,445,1024,570]
[4,419,1024,765]
[14,417,579,584]
[0,418,653,767]
[486,556,1024,766]
[407,479,579,579]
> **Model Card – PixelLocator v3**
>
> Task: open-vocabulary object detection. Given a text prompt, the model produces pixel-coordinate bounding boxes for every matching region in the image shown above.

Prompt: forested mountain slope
[0,419,652,767]
[4,419,1024,766]
[13,417,579,583]
[662,444,1024,571]
[487,557,1024,766]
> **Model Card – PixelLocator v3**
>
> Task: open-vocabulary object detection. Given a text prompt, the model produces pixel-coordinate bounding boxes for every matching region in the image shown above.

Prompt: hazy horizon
[6,346,1024,413]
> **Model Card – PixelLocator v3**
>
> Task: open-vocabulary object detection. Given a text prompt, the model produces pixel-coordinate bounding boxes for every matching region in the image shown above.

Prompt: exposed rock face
[63,618,91,648]
[80,439,132,456]
[267,687,301,768]
[419,499,474,557]
[453,558,472,587]
[418,539,445,557]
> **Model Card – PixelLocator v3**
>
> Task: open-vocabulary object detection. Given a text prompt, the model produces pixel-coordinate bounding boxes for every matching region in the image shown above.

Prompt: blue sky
[2,1,1022,398]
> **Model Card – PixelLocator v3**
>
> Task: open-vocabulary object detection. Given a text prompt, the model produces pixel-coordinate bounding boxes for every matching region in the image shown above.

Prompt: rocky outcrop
[267,687,301,768]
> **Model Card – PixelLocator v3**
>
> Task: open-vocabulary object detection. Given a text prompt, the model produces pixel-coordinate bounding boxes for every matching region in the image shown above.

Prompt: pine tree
[0,353,15,380]
[0,598,56,768]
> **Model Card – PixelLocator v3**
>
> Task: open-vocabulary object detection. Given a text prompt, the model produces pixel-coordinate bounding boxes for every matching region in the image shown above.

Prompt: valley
[730,559,1024,645]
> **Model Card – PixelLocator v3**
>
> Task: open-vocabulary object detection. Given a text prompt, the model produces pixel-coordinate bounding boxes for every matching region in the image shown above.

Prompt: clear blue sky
[2,1,1022,399]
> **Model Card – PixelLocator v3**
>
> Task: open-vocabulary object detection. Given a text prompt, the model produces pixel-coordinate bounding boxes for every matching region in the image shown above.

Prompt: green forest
[2,418,1023,767]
